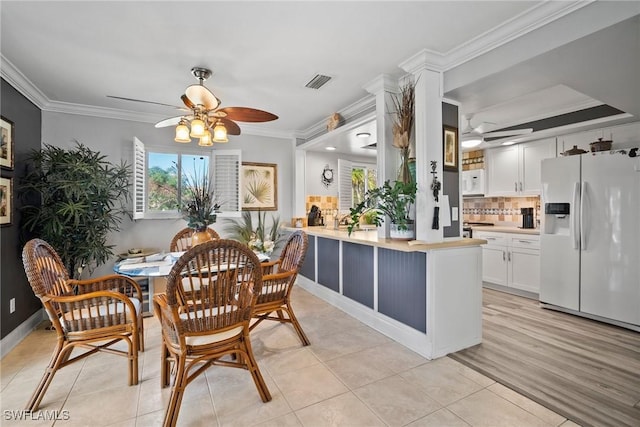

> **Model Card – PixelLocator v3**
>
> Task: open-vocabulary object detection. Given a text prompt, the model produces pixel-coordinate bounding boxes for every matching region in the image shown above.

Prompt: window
[338,159,377,211]
[133,137,241,220]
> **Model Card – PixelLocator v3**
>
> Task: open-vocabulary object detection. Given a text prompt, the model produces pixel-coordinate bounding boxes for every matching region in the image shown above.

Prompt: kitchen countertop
[470,225,540,235]
[286,226,487,252]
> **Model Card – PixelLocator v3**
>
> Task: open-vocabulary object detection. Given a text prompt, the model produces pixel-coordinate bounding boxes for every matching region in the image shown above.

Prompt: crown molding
[363,74,399,95]
[1,54,49,108]
[442,1,592,70]
[298,95,376,142]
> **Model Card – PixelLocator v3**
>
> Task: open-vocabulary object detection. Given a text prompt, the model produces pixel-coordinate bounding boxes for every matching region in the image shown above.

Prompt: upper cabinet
[556,122,640,156]
[486,138,556,197]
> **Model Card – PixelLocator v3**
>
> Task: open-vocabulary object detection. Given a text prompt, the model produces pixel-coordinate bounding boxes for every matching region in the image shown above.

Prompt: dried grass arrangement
[390,81,416,183]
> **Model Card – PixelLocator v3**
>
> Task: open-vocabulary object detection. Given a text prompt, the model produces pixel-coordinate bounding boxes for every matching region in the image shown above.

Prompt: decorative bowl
[589,138,612,152]
[562,145,588,156]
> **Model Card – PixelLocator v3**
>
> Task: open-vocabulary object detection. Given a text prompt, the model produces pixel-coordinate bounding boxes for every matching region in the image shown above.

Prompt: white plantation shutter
[133,137,145,219]
[212,149,241,216]
[338,159,353,212]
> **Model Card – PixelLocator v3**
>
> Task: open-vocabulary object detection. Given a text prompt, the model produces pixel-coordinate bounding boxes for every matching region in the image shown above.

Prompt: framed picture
[241,162,278,211]
[0,176,12,226]
[1,116,15,170]
[443,125,459,172]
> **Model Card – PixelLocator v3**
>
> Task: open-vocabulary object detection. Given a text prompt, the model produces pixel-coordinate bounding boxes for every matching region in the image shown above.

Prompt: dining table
[114,250,270,316]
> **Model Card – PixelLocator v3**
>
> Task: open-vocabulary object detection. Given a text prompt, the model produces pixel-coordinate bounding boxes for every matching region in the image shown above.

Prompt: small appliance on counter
[521,207,535,229]
[307,205,323,226]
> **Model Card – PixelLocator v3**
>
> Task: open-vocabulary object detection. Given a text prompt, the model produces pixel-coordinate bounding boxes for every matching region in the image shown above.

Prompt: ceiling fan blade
[218,107,278,122]
[107,95,182,109]
[181,94,195,110]
[218,117,241,135]
[483,128,533,138]
[185,84,220,110]
[155,115,187,128]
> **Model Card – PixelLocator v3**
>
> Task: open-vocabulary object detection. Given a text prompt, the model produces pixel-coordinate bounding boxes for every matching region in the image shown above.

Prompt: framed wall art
[241,162,278,211]
[443,125,459,172]
[0,176,12,226]
[1,116,15,170]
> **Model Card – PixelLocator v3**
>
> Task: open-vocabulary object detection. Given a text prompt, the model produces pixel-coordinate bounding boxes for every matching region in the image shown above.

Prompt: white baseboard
[0,309,46,359]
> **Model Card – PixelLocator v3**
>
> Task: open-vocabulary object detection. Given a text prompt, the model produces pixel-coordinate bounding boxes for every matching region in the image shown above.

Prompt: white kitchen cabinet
[486,138,556,196]
[475,230,540,294]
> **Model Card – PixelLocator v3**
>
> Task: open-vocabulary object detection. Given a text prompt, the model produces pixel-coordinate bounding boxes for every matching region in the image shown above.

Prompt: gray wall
[1,78,42,339]
[41,111,295,278]
[442,102,460,238]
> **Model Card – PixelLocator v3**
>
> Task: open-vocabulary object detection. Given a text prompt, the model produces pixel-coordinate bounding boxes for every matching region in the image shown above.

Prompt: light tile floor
[1,287,581,426]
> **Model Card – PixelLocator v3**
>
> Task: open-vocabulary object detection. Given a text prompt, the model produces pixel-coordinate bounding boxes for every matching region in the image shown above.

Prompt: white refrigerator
[540,152,640,327]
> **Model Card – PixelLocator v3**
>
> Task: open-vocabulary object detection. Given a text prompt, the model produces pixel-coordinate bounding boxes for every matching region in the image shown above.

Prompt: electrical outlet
[452,207,459,221]
[9,298,16,314]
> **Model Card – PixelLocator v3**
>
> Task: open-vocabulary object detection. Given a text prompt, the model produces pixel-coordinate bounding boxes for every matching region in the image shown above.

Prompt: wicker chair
[252,230,310,345]
[169,227,220,252]
[154,239,271,427]
[21,238,144,411]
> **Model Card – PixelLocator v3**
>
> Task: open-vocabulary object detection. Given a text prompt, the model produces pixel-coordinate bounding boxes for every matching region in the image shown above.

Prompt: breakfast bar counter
[289,227,486,359]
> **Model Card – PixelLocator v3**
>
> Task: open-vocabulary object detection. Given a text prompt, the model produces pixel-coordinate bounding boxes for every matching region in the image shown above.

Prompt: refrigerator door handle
[580,181,587,250]
[572,182,580,249]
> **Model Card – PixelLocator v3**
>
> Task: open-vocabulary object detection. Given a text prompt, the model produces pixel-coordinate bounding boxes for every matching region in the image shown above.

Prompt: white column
[400,52,444,242]
[364,74,399,239]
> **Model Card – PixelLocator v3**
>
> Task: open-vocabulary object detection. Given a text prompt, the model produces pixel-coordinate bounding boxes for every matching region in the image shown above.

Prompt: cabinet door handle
[519,182,523,192]
[503,251,506,261]
[514,182,518,192]
[518,240,532,244]
[485,237,496,240]
[508,251,511,261]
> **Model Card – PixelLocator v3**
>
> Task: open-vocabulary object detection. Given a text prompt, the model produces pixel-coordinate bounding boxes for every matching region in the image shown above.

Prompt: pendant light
[212,120,228,143]
[198,129,213,147]
[174,119,191,143]
[189,116,206,138]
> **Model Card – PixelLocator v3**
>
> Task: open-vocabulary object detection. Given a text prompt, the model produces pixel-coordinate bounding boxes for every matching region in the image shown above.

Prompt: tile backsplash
[305,195,337,213]
[463,196,540,225]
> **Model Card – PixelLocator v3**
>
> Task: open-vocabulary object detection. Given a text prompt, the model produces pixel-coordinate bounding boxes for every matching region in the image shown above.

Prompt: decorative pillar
[364,74,399,239]
[400,52,444,242]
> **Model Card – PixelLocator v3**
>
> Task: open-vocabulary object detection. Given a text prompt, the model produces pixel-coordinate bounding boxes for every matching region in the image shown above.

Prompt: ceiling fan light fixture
[175,121,191,143]
[461,136,483,148]
[213,121,228,143]
[189,117,206,138]
[198,130,213,147]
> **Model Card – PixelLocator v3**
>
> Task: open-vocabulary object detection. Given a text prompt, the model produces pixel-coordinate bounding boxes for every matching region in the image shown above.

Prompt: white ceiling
[1,1,639,155]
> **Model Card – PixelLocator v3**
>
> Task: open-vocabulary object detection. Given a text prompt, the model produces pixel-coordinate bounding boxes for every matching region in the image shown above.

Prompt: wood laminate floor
[449,288,640,427]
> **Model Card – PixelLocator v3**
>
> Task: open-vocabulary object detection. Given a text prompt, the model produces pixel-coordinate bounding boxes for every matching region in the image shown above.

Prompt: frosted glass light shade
[175,123,191,143]
[461,137,482,148]
[213,121,228,143]
[198,130,213,146]
[189,118,206,138]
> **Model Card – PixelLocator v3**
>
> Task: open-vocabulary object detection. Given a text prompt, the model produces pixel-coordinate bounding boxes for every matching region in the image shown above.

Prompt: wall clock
[321,165,334,187]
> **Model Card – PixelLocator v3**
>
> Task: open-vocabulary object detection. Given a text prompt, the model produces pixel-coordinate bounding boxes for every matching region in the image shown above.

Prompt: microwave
[462,169,485,197]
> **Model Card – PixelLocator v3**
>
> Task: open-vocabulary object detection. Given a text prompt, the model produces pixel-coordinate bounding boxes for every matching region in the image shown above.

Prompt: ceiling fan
[108,67,278,145]
[461,115,532,148]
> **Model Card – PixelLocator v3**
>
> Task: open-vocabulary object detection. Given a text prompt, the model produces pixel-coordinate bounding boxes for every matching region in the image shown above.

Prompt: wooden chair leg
[129,333,139,386]
[138,315,145,352]
[284,304,310,346]
[160,341,171,388]
[163,356,187,427]
[26,342,73,411]
[242,335,272,402]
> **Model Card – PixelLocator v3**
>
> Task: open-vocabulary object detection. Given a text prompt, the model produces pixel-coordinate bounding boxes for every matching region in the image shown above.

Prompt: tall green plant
[347,180,416,235]
[20,142,131,278]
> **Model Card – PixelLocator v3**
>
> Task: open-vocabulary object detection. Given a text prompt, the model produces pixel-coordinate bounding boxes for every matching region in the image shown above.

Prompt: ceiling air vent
[305,74,332,90]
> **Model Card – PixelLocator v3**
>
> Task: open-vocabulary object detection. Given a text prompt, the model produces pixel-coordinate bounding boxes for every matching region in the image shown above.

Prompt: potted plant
[180,162,221,246]
[224,210,284,257]
[347,180,417,239]
[20,142,131,278]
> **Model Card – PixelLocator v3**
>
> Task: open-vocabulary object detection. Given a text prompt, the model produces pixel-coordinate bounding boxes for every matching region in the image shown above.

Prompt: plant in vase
[390,81,415,184]
[224,210,284,257]
[347,180,417,239]
[180,162,221,245]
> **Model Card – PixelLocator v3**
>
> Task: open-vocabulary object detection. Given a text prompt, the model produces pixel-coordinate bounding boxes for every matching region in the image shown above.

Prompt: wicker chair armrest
[260,260,281,275]
[70,275,143,301]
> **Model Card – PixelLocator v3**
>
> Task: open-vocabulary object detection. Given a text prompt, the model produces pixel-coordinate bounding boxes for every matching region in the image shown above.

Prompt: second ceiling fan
[109,67,278,145]
[461,115,533,148]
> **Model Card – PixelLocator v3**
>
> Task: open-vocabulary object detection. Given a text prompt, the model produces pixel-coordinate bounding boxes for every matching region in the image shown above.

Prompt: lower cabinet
[475,231,540,294]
